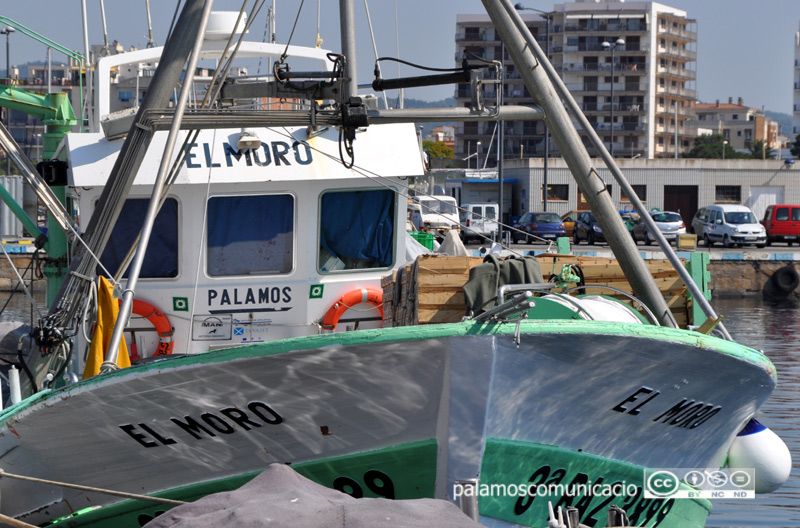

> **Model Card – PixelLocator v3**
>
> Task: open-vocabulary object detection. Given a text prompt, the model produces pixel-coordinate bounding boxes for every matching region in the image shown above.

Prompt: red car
[763,204,800,246]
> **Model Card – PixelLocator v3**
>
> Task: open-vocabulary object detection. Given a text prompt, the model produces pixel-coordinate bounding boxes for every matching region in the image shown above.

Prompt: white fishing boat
[0,2,789,527]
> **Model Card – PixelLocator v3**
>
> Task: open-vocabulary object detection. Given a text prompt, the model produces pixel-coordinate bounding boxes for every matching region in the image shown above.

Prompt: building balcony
[592,122,647,133]
[455,31,499,43]
[561,62,646,73]
[656,64,697,80]
[568,82,646,95]
[562,22,648,34]
[656,84,696,99]
[565,43,650,54]
[657,47,697,62]
[580,103,647,115]
[657,25,697,42]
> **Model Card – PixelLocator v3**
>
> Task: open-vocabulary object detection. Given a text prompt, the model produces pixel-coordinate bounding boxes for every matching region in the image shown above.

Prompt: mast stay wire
[362,0,389,110]
[113,0,266,281]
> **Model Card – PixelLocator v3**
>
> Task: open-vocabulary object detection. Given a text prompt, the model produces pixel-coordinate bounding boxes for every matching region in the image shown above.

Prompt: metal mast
[481,0,676,327]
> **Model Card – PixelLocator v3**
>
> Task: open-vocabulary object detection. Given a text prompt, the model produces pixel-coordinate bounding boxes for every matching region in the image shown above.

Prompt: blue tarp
[320,190,394,268]
[207,195,294,276]
[99,199,179,278]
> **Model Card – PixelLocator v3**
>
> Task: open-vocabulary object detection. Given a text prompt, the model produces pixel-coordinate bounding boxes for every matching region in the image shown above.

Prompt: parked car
[459,202,499,243]
[572,211,605,245]
[561,210,580,237]
[414,194,460,239]
[692,204,766,248]
[632,210,686,245]
[762,204,800,246]
[512,211,566,243]
[690,207,709,236]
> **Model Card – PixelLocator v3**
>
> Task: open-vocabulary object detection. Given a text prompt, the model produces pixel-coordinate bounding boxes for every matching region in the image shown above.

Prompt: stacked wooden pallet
[535,254,690,328]
[382,253,691,328]
[381,255,482,326]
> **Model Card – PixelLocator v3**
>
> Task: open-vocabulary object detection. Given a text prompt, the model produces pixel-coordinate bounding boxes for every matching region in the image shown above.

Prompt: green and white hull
[0,320,775,527]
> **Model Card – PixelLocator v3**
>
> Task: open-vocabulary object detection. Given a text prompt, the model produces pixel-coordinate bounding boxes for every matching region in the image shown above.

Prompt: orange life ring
[321,288,383,330]
[119,299,174,358]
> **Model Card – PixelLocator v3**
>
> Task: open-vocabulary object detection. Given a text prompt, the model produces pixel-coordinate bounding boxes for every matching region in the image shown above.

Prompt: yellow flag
[83,276,131,378]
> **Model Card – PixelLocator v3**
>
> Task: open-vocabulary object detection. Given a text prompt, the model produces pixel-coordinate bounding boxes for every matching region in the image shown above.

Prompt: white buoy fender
[727,418,792,494]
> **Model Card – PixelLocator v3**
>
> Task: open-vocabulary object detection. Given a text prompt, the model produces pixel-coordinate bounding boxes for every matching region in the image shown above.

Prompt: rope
[188,129,218,349]
[279,0,307,63]
[375,56,471,73]
[269,127,531,253]
[0,468,186,506]
[0,244,43,320]
[0,512,37,528]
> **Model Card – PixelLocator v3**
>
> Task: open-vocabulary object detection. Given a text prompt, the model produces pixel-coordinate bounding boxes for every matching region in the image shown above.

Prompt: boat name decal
[185,141,313,169]
[207,286,292,314]
[612,386,721,429]
[119,400,283,448]
[513,464,673,527]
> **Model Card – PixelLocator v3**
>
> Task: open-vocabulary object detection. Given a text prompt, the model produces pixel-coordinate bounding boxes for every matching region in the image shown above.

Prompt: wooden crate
[535,254,690,326]
[382,254,691,328]
[382,255,482,326]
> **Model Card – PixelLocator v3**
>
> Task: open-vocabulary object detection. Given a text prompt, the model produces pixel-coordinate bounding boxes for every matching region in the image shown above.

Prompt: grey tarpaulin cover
[143,464,482,527]
[463,254,544,316]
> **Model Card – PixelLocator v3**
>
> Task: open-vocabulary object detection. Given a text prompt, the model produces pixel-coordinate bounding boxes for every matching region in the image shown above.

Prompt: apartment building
[687,98,779,154]
[794,21,800,138]
[454,0,697,164]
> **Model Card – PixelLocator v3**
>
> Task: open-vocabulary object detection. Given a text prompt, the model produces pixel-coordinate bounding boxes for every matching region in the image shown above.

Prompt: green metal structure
[0,17,84,307]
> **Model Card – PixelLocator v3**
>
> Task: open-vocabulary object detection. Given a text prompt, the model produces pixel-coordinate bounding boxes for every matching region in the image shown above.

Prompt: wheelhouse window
[319,189,395,272]
[99,198,179,278]
[207,194,294,276]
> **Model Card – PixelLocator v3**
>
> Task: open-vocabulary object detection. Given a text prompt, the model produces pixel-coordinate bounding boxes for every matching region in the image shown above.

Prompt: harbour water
[0,290,796,527]
[705,296,799,528]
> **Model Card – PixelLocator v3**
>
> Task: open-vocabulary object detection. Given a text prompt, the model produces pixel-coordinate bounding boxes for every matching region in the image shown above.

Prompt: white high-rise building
[454,0,697,163]
[793,21,800,139]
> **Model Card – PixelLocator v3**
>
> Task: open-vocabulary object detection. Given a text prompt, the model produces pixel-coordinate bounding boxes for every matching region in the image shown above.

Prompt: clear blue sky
[2,1,800,114]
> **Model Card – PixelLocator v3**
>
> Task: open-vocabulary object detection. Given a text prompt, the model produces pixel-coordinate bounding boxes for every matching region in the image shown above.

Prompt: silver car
[632,211,686,245]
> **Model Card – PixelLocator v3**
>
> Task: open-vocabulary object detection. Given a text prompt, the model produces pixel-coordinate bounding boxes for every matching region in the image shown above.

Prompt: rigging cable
[272,126,534,252]
[363,0,389,110]
[278,0,306,64]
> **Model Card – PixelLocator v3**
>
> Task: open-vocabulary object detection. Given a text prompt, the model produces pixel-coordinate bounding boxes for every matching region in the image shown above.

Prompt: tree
[683,134,725,158]
[683,133,747,159]
[422,140,454,159]
[748,139,776,160]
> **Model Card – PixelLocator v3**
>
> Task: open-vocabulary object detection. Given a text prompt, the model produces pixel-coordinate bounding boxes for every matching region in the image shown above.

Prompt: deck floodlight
[237,129,261,150]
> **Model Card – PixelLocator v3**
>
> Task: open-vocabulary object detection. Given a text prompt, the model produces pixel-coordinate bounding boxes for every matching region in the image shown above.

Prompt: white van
[459,203,499,243]
[694,204,767,248]
[414,195,460,239]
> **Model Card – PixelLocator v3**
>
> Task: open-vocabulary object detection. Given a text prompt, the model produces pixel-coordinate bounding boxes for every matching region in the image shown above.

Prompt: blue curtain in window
[320,190,394,267]
[207,195,294,276]
[99,199,179,278]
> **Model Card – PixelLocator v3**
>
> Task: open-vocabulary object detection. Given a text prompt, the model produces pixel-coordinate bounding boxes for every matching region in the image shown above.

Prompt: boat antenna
[80,0,93,131]
[145,0,157,47]
[315,0,323,48]
[258,3,271,74]
[363,0,388,109]
[99,0,110,56]
[394,0,403,109]
[271,0,276,43]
